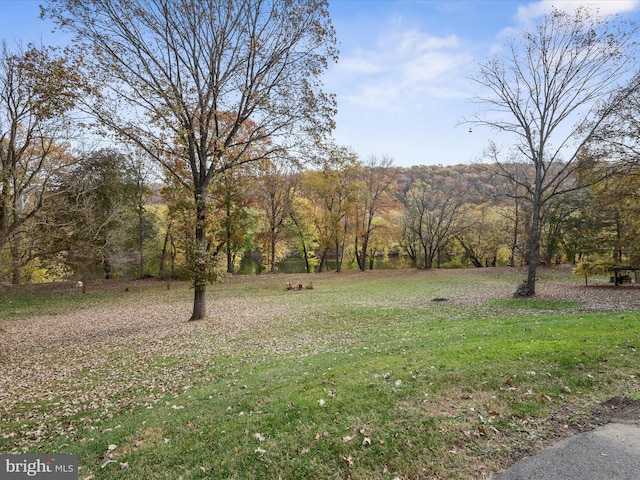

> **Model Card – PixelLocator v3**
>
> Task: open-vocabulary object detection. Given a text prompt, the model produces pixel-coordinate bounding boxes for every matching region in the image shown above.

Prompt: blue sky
[326,0,640,166]
[2,0,640,166]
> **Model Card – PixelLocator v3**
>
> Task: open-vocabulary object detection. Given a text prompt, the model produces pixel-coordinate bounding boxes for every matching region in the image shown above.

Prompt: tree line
[2,2,640,319]
[3,138,640,287]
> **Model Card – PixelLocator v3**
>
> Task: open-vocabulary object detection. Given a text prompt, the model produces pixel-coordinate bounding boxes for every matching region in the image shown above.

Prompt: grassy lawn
[1,268,639,479]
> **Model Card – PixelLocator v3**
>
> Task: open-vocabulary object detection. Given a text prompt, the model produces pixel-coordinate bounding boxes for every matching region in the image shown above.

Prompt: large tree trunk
[360,235,369,272]
[270,229,277,273]
[319,249,327,272]
[510,196,520,267]
[159,220,170,279]
[517,225,541,298]
[225,194,234,274]
[10,233,21,285]
[226,242,233,274]
[190,192,208,321]
[354,236,361,270]
[103,256,112,280]
[517,164,543,298]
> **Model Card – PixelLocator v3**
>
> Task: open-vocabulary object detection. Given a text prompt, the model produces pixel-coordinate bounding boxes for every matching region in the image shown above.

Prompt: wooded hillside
[1,155,638,284]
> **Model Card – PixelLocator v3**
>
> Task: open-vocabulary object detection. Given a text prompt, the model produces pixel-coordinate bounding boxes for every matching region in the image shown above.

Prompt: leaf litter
[1,270,640,476]
[0,291,333,453]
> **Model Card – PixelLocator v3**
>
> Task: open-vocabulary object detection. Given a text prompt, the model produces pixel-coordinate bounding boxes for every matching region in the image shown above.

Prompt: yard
[1,267,639,479]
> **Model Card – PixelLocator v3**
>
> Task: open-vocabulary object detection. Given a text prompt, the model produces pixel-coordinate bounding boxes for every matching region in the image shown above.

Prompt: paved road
[494,423,640,480]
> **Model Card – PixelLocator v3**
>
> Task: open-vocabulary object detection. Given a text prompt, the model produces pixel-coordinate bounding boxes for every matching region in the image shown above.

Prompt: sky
[1,0,640,167]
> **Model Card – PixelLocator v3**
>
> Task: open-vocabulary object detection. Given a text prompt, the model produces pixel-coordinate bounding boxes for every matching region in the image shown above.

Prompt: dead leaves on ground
[0,296,317,453]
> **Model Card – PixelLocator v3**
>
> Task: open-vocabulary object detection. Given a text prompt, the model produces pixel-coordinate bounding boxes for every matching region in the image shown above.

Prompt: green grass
[0,279,188,320]
[0,289,93,319]
[486,298,582,310]
[1,269,639,479]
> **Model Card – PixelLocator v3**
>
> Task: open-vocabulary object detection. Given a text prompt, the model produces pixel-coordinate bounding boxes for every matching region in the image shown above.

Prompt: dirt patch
[497,398,640,475]
[592,396,640,425]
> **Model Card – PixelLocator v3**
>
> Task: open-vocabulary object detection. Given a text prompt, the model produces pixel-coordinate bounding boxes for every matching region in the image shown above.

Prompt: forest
[1,145,639,286]
[2,2,640,311]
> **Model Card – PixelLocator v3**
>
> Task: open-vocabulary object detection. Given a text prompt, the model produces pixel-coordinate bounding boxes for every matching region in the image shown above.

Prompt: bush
[573,260,616,286]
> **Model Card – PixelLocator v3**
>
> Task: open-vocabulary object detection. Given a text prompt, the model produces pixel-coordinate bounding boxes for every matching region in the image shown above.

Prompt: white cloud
[396,31,459,53]
[403,51,463,84]
[493,0,640,47]
[333,29,472,111]
[346,82,401,110]
[339,57,381,75]
[517,0,640,23]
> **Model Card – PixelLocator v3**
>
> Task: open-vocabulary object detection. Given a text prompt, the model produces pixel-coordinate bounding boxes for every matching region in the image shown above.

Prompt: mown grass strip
[30,311,640,479]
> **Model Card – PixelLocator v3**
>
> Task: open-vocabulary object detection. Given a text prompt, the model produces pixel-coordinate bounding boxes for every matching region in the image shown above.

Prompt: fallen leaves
[0,294,329,453]
[342,455,354,466]
[341,427,375,448]
[101,444,120,469]
[2,272,639,478]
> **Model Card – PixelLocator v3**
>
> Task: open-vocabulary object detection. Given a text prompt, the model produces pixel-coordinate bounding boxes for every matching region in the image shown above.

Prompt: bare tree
[470,7,640,297]
[44,0,337,319]
[404,174,468,269]
[254,158,299,273]
[353,154,397,271]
